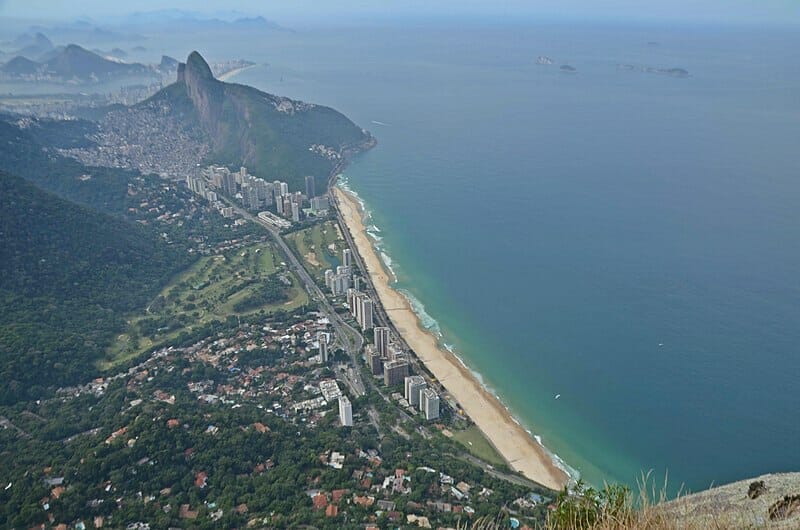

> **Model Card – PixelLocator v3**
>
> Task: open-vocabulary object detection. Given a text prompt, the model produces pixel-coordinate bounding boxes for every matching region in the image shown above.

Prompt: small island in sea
[560,64,577,73]
[618,63,690,77]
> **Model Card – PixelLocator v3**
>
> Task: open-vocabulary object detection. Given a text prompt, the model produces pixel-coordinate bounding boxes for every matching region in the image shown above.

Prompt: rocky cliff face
[663,472,800,528]
[180,52,225,139]
[163,51,372,191]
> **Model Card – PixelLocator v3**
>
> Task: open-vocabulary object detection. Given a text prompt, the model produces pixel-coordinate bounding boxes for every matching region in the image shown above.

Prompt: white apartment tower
[343,248,353,268]
[318,333,329,363]
[420,388,440,420]
[356,295,373,330]
[338,396,353,427]
[404,375,427,407]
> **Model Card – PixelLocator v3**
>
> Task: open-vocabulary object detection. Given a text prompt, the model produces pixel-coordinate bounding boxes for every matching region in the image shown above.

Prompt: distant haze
[0,0,797,26]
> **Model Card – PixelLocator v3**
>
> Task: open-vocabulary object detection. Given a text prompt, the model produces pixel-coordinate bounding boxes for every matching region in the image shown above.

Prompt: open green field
[451,425,508,468]
[101,242,308,369]
[285,221,348,282]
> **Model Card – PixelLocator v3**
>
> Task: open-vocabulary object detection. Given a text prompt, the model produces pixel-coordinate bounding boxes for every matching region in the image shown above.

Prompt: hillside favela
[0,2,798,530]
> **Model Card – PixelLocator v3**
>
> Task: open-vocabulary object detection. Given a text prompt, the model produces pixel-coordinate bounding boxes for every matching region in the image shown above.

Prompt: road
[328,185,446,396]
[456,453,547,490]
[221,198,366,397]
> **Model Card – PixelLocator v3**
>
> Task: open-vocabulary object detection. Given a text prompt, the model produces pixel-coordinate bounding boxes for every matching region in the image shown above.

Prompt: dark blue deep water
[163,22,800,491]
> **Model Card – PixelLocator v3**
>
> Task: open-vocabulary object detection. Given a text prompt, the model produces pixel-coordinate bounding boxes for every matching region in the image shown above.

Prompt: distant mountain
[3,31,52,49]
[0,55,41,75]
[121,10,285,31]
[1,44,154,82]
[12,32,54,61]
[144,51,372,191]
[158,54,180,73]
[230,16,282,30]
[38,44,152,81]
[26,22,145,43]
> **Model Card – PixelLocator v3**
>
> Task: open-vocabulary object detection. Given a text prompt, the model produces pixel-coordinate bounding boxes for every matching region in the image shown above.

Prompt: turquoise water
[163,22,799,492]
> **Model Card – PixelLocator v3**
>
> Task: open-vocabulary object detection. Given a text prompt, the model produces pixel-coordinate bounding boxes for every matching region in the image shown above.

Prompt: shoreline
[217,64,256,81]
[332,184,570,491]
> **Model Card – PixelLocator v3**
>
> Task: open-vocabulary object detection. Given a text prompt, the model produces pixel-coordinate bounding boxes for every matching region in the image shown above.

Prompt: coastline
[332,184,570,491]
[218,64,256,81]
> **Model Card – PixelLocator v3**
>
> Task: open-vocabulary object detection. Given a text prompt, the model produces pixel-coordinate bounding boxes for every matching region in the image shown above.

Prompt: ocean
[162,20,799,492]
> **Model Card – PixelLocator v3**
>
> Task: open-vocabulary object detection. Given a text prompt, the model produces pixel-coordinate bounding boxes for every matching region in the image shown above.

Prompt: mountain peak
[185,51,215,81]
[33,32,53,48]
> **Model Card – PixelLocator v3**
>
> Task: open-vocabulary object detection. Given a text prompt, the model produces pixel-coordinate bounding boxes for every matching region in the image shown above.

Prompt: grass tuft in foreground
[458,471,771,529]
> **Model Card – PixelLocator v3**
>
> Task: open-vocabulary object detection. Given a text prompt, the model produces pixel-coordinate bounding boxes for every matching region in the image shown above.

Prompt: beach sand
[333,186,569,490]
[218,64,255,81]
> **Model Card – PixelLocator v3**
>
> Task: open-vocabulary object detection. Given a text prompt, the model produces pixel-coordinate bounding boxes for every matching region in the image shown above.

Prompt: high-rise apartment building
[404,375,427,407]
[420,388,440,420]
[338,396,353,427]
[374,327,390,357]
[383,359,409,386]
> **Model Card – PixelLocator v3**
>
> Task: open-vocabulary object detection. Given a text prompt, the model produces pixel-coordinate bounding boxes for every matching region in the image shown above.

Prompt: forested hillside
[0,115,134,215]
[0,173,191,403]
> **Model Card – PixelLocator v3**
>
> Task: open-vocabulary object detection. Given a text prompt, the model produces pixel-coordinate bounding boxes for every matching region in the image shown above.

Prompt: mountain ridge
[0,43,152,81]
[148,51,374,191]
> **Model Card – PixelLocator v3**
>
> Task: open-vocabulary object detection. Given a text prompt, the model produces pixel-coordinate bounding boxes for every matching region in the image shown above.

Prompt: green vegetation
[451,426,507,468]
[0,115,135,214]
[105,243,308,368]
[549,481,634,529]
[0,115,268,400]
[285,220,348,282]
[0,60,568,530]
[0,172,191,404]
[0,311,550,529]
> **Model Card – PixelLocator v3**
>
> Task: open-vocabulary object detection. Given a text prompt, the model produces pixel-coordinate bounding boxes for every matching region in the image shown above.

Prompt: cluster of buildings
[186,166,331,225]
[306,451,511,526]
[61,98,211,179]
[350,291,374,331]
[324,245,442,421]
[365,326,411,387]
[324,267,351,297]
[185,173,231,216]
[404,375,440,420]
[324,249,379,334]
[324,248,356,297]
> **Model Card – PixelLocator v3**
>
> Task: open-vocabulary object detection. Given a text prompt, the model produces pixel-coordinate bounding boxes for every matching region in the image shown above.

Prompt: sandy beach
[333,186,569,491]
[218,64,256,81]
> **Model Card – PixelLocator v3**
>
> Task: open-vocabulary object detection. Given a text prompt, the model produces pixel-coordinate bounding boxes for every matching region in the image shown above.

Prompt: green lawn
[101,242,308,369]
[451,426,508,468]
[286,221,347,282]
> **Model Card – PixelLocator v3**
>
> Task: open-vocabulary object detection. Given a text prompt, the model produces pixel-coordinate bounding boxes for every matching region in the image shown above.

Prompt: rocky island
[618,63,690,77]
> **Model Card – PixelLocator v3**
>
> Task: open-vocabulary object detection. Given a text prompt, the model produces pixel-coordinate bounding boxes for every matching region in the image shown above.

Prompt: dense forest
[0,173,191,403]
[0,115,266,404]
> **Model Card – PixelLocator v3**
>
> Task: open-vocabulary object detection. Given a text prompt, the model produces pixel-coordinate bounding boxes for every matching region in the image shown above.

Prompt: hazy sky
[0,0,797,26]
